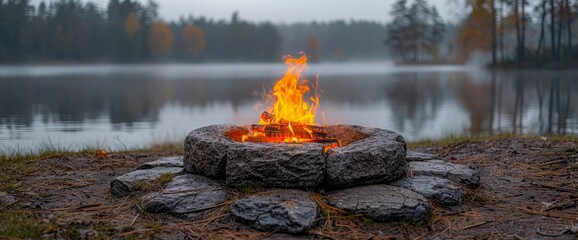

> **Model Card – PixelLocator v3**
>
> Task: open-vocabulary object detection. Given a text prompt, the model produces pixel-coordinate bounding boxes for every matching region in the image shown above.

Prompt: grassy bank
[408,133,578,148]
[0,142,182,191]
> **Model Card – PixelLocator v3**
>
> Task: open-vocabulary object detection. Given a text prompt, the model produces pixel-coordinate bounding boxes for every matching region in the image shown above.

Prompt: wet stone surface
[230,189,319,234]
[405,151,441,162]
[225,143,325,188]
[328,185,431,222]
[142,174,229,220]
[391,175,466,206]
[137,156,184,170]
[110,167,184,196]
[325,126,407,188]
[409,160,481,187]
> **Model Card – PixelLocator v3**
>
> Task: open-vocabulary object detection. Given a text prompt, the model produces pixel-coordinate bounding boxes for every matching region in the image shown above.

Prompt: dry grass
[408,132,578,148]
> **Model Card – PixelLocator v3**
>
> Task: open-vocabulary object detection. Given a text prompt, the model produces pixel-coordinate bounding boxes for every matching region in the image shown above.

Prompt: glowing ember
[243,54,340,152]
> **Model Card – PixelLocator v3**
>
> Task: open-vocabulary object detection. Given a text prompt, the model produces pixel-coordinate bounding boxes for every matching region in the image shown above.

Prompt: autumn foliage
[148,20,174,56]
[305,33,321,62]
[181,24,206,60]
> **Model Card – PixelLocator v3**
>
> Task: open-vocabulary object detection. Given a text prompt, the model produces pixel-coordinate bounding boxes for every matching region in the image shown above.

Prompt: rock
[142,174,229,219]
[226,142,325,188]
[325,125,407,188]
[137,156,184,169]
[409,160,481,187]
[230,189,318,234]
[184,125,249,178]
[327,185,431,222]
[406,151,440,161]
[390,176,465,206]
[110,167,183,196]
[0,192,17,207]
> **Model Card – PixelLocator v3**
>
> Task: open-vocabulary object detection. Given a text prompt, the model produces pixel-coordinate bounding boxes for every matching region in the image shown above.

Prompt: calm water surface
[1,63,577,153]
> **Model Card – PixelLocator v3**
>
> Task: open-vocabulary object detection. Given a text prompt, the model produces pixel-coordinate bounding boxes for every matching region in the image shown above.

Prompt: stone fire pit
[184,124,407,189]
[110,124,480,234]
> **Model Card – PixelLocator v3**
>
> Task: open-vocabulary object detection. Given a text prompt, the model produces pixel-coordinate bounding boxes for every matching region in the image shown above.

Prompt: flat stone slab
[184,124,249,178]
[0,192,17,207]
[137,156,184,170]
[391,175,465,206]
[325,125,407,188]
[406,151,441,161]
[142,174,229,219]
[409,160,481,187]
[230,189,319,234]
[110,167,184,196]
[226,143,325,188]
[328,185,431,222]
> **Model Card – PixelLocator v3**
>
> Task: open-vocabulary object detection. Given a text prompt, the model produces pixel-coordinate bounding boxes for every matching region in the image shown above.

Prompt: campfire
[241,55,340,151]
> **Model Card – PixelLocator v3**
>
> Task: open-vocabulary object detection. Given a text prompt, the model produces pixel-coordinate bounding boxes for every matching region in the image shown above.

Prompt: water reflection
[0,64,576,153]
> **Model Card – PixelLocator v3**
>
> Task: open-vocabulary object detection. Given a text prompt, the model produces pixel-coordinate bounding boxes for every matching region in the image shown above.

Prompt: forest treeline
[0,0,387,63]
[2,0,577,67]
[383,0,578,67]
[451,0,578,68]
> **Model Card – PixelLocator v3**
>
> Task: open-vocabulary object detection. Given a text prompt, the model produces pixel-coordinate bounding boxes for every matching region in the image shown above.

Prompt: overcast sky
[41,0,459,23]
[155,0,455,23]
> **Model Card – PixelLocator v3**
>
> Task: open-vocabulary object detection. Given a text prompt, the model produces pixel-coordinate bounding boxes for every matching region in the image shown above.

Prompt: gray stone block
[328,185,431,222]
[231,189,319,234]
[325,125,407,188]
[184,125,248,178]
[142,174,229,219]
[137,156,184,169]
[409,160,481,187]
[391,175,465,206]
[110,167,183,196]
[226,142,325,188]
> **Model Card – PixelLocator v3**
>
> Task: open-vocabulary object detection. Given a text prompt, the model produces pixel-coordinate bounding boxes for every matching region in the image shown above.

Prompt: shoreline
[1,135,577,238]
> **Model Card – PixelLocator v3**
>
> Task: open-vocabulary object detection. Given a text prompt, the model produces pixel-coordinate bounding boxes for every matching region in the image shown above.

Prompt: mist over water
[1,63,577,153]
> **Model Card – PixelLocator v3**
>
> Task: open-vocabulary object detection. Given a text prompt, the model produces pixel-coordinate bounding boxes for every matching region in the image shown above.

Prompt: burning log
[243,111,341,150]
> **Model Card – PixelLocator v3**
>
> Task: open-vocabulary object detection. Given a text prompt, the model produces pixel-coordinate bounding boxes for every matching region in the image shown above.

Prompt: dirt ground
[1,137,577,239]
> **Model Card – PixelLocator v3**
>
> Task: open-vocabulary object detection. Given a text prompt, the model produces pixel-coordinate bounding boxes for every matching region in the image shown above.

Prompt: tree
[513,0,527,61]
[491,0,497,66]
[181,24,205,60]
[148,20,173,56]
[455,0,495,63]
[305,33,321,62]
[536,0,547,58]
[225,11,260,61]
[124,10,140,38]
[256,22,281,61]
[385,0,445,63]
[551,0,556,62]
[0,0,31,62]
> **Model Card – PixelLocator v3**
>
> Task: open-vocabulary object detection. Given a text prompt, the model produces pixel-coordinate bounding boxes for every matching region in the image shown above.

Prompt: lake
[1,62,577,153]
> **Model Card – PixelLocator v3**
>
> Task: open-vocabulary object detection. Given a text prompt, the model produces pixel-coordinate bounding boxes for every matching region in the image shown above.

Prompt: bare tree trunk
[491,0,497,66]
[555,79,560,133]
[521,0,526,61]
[547,78,555,133]
[557,2,563,61]
[515,0,521,61]
[499,0,505,61]
[551,0,557,62]
[537,0,547,57]
[565,0,572,56]
[490,70,496,133]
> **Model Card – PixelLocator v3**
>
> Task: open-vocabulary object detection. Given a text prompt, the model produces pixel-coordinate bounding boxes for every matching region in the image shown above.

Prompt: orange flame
[260,54,318,126]
[242,54,339,151]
